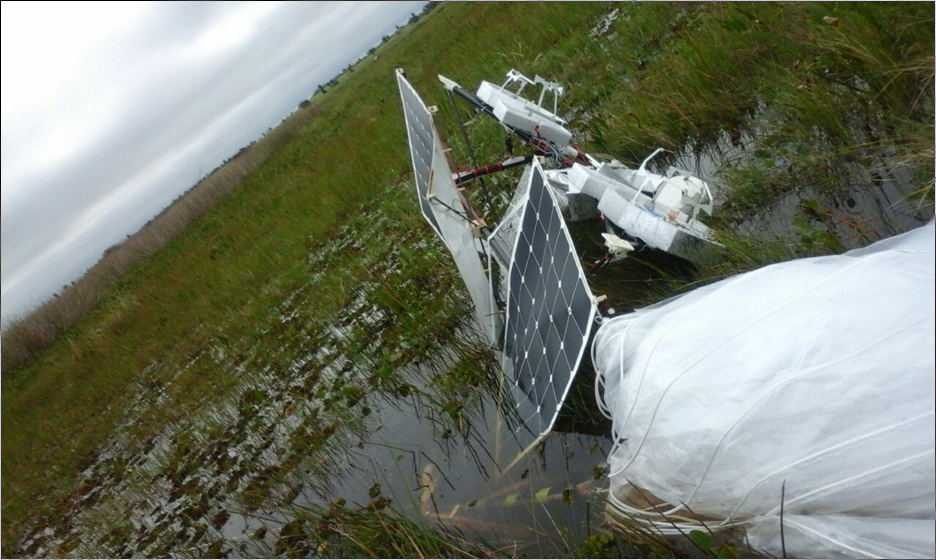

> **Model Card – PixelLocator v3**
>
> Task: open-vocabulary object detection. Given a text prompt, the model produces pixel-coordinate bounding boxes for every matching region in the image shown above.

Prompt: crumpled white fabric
[594,221,935,559]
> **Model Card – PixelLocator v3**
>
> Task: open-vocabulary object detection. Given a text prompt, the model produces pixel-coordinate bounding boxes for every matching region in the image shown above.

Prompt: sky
[1,1,425,325]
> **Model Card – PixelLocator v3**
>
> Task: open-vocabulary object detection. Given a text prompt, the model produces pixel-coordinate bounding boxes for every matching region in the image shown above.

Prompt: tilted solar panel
[396,70,501,345]
[397,71,442,238]
[503,161,598,436]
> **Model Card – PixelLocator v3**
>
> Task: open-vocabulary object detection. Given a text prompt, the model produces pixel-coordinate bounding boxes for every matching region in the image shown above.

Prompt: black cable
[446,90,494,212]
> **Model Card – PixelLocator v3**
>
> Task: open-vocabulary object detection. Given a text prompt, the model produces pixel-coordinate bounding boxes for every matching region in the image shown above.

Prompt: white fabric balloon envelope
[594,221,935,559]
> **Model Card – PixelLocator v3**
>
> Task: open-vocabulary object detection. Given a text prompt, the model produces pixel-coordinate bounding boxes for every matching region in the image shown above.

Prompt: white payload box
[475,69,573,148]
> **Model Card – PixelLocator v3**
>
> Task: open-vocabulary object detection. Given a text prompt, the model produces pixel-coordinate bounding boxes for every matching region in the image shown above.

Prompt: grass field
[2,2,933,557]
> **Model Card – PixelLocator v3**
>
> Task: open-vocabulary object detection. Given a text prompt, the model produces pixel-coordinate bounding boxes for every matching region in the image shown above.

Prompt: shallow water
[19,116,932,557]
[658,127,932,252]
[18,192,622,558]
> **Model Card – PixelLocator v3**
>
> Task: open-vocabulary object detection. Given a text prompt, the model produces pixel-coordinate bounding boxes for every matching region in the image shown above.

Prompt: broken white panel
[566,163,647,203]
[597,188,679,252]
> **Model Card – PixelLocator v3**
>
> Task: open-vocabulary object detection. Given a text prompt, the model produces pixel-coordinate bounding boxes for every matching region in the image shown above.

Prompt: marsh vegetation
[3,2,932,557]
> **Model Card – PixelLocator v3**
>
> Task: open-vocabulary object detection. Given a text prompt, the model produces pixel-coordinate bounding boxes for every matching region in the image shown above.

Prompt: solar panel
[503,161,598,436]
[396,70,501,345]
[397,71,442,238]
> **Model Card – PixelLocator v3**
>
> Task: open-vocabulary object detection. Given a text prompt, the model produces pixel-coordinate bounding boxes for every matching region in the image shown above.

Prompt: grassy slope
[0,3,608,550]
[3,1,933,554]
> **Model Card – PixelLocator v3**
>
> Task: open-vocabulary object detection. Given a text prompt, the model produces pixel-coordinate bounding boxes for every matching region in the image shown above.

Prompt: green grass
[3,2,933,557]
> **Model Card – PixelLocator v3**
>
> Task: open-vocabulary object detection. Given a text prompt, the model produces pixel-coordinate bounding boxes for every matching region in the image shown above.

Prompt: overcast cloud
[1,1,425,325]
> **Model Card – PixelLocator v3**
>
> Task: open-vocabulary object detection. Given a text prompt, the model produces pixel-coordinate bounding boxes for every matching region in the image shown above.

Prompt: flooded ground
[17,181,629,558]
[19,137,932,558]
